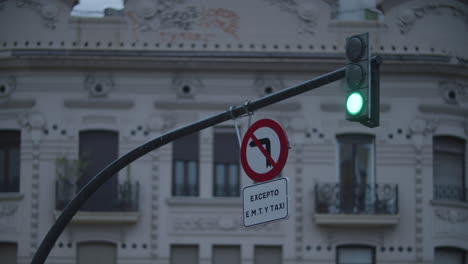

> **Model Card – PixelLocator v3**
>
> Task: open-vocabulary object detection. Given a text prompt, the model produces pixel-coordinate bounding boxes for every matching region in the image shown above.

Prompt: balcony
[55,179,140,224]
[314,182,399,226]
[434,184,466,203]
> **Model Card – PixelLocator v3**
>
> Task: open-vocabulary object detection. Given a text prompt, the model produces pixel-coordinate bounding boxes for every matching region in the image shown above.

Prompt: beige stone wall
[0,0,467,263]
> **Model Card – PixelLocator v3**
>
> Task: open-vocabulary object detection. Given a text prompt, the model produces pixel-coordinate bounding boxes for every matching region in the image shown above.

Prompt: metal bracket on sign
[230,101,254,147]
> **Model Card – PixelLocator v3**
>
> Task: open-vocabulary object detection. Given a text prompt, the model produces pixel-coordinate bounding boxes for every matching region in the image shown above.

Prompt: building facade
[0,0,468,263]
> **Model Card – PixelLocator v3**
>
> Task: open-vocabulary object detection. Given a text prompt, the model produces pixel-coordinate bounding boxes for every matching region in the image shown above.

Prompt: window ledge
[53,210,139,224]
[431,200,468,210]
[167,197,242,207]
[0,193,24,201]
[314,214,400,226]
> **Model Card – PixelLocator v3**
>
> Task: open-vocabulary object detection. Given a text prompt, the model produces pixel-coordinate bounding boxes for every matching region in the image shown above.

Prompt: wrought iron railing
[55,179,139,211]
[434,184,466,202]
[315,182,398,215]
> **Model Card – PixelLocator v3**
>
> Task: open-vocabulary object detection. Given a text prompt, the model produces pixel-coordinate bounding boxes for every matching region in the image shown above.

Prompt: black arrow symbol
[249,137,272,168]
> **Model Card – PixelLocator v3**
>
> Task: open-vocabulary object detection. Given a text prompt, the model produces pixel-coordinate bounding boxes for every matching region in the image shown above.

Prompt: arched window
[0,130,20,193]
[435,247,466,264]
[337,245,375,264]
[433,136,466,202]
[77,241,116,264]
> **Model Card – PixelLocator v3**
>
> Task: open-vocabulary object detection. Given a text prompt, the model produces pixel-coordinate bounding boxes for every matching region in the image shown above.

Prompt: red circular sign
[240,119,289,182]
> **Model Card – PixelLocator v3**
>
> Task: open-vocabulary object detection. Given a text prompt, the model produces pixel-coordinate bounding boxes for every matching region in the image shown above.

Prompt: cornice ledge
[0,193,24,201]
[154,100,300,112]
[419,104,468,118]
[64,99,134,109]
[54,210,139,224]
[314,213,400,226]
[0,99,35,109]
[431,200,468,210]
[166,197,242,207]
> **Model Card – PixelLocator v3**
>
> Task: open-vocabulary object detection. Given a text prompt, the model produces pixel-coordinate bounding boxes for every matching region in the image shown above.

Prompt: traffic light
[344,33,380,128]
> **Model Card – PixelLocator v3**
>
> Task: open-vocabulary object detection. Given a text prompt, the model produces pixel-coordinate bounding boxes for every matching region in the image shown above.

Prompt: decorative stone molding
[125,1,239,39]
[172,215,281,233]
[439,81,468,105]
[146,112,178,132]
[0,203,18,217]
[84,75,114,98]
[171,74,202,99]
[254,75,284,97]
[435,208,468,224]
[13,0,59,30]
[262,0,319,34]
[0,76,16,98]
[397,3,468,35]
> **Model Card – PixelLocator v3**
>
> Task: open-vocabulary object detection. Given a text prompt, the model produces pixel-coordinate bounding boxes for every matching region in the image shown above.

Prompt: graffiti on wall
[126,1,239,43]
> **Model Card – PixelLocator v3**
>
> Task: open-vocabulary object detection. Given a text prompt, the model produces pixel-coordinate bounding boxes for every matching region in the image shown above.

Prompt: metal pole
[31,66,345,264]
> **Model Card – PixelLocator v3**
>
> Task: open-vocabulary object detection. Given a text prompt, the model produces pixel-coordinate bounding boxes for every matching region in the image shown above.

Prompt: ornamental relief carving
[3,0,60,30]
[0,203,19,232]
[172,216,281,233]
[435,208,468,224]
[397,3,468,35]
[126,0,239,41]
[439,81,468,105]
[262,0,319,34]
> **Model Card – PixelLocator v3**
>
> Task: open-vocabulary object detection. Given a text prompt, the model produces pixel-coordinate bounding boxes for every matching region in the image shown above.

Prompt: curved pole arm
[31,66,345,264]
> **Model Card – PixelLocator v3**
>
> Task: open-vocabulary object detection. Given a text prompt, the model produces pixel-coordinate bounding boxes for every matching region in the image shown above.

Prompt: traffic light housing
[344,33,380,128]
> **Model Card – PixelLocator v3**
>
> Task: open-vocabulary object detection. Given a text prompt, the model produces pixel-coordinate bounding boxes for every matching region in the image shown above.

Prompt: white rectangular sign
[242,177,288,227]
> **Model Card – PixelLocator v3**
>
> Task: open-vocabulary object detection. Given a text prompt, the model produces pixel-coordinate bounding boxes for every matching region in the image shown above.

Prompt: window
[213,245,240,264]
[77,242,116,264]
[337,134,375,214]
[433,136,466,202]
[254,245,282,264]
[172,133,199,196]
[171,245,199,264]
[213,128,240,197]
[435,247,466,264]
[0,130,20,193]
[335,0,379,21]
[79,130,119,211]
[337,245,375,264]
[0,242,17,264]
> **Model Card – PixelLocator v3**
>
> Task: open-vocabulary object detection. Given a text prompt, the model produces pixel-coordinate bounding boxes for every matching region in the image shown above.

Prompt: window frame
[433,135,466,202]
[0,130,21,193]
[434,247,466,264]
[213,127,240,197]
[336,245,376,264]
[172,132,200,197]
[336,134,376,213]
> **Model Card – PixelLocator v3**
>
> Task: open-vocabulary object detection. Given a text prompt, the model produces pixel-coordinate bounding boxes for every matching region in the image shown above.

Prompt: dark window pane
[79,130,119,210]
[435,248,466,264]
[214,129,239,163]
[172,133,199,196]
[0,130,20,193]
[171,245,198,264]
[255,246,282,264]
[213,129,240,197]
[433,136,466,202]
[0,242,17,264]
[337,134,375,214]
[338,246,374,264]
[173,133,199,160]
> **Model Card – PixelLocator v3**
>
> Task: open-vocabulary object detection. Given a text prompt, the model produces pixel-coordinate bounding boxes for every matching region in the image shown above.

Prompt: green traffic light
[346,92,364,115]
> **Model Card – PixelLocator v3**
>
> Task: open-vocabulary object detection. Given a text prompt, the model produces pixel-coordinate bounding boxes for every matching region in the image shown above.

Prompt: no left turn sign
[240,119,289,182]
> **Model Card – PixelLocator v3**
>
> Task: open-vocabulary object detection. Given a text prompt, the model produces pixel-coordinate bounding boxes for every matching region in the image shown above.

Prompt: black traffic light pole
[31,58,381,264]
